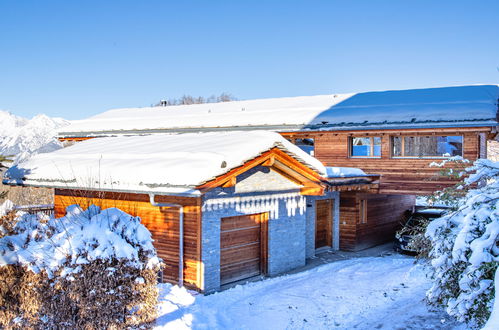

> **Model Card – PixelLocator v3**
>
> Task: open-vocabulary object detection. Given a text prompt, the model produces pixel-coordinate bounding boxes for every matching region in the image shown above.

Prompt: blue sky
[1,0,498,120]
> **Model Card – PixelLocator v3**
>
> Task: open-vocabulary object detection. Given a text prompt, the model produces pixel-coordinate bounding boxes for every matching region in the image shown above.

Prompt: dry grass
[0,185,53,206]
[0,262,159,329]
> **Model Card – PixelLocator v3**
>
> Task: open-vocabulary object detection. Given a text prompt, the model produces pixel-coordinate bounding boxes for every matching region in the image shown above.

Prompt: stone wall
[304,192,340,258]
[200,166,309,293]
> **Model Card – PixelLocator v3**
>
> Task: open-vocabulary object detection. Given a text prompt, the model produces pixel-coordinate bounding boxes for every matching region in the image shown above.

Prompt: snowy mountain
[0,110,69,164]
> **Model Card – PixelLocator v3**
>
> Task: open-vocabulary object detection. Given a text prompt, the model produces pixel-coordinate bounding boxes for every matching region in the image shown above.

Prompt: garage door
[220,213,268,285]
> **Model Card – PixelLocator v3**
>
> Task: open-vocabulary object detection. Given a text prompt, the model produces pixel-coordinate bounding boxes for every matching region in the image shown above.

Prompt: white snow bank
[483,267,499,329]
[155,255,464,330]
[61,84,499,135]
[0,110,69,164]
[0,199,14,217]
[3,131,326,193]
[325,166,367,178]
[0,202,160,277]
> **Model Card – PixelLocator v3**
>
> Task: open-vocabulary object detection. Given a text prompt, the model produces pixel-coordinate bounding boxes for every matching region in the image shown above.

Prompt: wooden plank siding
[281,128,488,195]
[315,199,333,249]
[54,189,203,290]
[339,192,415,251]
[220,213,269,285]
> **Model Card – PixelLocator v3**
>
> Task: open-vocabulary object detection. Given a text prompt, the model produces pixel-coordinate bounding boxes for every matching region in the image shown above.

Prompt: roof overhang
[57,121,498,139]
[196,147,326,196]
[324,174,380,193]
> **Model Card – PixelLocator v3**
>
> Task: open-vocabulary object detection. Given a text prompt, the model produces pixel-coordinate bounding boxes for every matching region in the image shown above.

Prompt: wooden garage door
[316,199,333,249]
[220,213,268,285]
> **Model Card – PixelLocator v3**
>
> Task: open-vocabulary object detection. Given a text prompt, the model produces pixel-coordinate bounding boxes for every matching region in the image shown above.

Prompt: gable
[196,147,325,196]
[234,166,301,194]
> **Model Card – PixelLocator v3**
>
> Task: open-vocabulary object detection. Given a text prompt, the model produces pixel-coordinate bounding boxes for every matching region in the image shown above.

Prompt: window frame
[391,135,464,159]
[349,136,382,158]
[358,199,367,224]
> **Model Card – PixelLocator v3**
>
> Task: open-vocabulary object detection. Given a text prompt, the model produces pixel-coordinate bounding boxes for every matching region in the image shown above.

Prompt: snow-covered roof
[3,131,327,195]
[59,85,499,136]
[325,167,367,178]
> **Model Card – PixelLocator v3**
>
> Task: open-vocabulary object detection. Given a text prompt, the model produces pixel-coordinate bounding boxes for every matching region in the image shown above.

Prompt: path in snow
[155,255,465,330]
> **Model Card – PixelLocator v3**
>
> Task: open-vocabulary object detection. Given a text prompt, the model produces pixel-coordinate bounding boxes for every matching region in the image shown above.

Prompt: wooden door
[220,213,268,285]
[315,199,333,249]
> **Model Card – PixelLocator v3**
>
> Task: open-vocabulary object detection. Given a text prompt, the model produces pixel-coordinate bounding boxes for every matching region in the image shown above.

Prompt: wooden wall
[282,127,488,195]
[339,192,415,251]
[54,189,203,290]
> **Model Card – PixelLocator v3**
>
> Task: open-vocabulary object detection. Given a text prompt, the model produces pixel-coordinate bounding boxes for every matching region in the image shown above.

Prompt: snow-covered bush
[425,159,499,327]
[0,201,162,328]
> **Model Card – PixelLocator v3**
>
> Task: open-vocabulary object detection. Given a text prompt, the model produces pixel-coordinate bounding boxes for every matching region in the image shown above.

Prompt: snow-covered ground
[155,255,465,330]
[0,110,68,164]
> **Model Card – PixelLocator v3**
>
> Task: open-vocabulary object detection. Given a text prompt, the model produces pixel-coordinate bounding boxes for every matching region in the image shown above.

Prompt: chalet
[3,131,379,292]
[3,84,498,290]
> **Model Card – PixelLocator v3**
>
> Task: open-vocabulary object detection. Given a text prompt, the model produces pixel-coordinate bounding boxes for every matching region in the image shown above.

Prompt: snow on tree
[425,158,499,327]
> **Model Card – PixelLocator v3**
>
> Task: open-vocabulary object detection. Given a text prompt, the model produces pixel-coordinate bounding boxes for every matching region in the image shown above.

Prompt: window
[392,135,463,158]
[293,138,315,156]
[358,200,367,224]
[350,136,381,157]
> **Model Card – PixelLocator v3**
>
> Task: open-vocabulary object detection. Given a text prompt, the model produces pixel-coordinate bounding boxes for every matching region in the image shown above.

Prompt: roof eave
[2,179,202,197]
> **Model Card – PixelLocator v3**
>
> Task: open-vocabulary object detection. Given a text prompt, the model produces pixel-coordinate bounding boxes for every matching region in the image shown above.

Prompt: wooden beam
[261,156,275,167]
[221,177,237,187]
[300,186,324,196]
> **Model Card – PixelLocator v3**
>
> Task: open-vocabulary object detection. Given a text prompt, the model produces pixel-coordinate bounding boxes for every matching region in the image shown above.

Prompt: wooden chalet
[4,84,498,290]
[3,131,379,292]
[55,85,499,253]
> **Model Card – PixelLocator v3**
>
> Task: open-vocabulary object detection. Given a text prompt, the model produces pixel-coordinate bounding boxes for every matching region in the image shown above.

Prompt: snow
[0,199,14,217]
[60,94,353,135]
[416,208,448,215]
[325,166,367,178]
[60,85,499,136]
[3,131,327,194]
[0,110,69,164]
[483,268,499,330]
[312,84,499,130]
[154,255,464,330]
[0,202,160,276]
[425,159,499,326]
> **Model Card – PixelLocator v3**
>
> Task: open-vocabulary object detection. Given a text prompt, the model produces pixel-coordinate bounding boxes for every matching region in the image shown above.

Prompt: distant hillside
[0,110,69,164]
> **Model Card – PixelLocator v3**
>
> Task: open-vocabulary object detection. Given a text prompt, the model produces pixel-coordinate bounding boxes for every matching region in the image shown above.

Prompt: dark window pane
[398,135,463,157]
[392,136,402,156]
[404,136,417,156]
[419,136,438,156]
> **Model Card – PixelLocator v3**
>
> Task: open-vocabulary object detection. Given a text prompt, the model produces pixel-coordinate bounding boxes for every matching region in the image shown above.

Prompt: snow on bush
[0,201,162,328]
[0,203,160,275]
[425,159,499,327]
